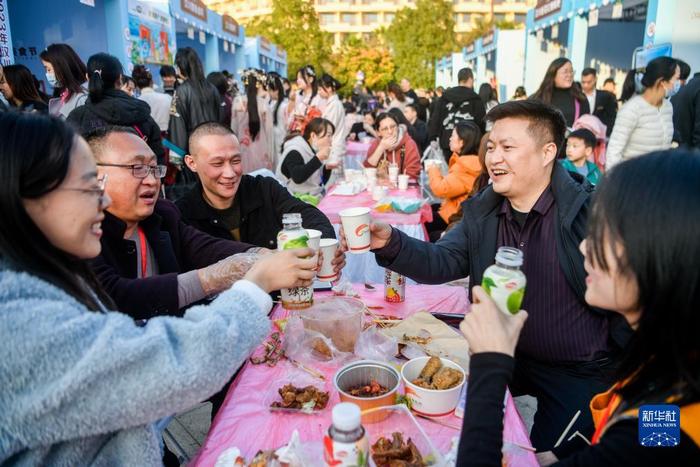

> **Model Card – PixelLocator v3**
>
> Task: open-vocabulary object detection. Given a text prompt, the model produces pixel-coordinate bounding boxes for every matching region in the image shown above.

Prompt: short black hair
[160,65,177,78]
[568,128,597,149]
[486,100,567,152]
[84,125,139,160]
[582,67,596,78]
[603,77,615,86]
[405,102,419,113]
[457,68,473,83]
[676,59,691,80]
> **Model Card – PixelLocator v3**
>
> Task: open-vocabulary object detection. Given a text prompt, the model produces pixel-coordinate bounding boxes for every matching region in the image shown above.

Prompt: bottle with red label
[481,247,526,315]
[323,403,369,466]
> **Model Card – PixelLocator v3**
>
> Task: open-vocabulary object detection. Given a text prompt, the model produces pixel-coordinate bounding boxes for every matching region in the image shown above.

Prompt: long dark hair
[244,71,261,140]
[478,83,496,104]
[319,73,341,94]
[297,65,317,103]
[387,81,406,103]
[40,43,87,97]
[86,53,123,103]
[620,56,678,103]
[206,71,228,97]
[175,47,206,89]
[453,121,481,156]
[0,112,112,310]
[532,57,586,105]
[2,64,44,105]
[588,150,700,407]
[267,72,285,126]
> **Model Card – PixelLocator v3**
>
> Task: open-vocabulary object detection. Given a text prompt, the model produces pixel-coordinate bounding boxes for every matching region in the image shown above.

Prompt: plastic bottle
[323,403,369,466]
[277,213,313,309]
[481,247,527,315]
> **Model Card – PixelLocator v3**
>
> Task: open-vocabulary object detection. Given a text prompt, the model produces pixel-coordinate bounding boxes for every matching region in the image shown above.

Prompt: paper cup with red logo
[305,229,322,251]
[317,238,339,281]
[339,207,371,254]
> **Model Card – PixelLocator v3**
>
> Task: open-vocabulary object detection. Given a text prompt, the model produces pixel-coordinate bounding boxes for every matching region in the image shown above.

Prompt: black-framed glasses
[97,163,167,179]
[59,174,108,204]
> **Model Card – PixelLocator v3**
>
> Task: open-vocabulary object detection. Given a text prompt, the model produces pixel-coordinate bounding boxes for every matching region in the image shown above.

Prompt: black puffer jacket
[67,89,165,163]
[168,79,221,153]
[428,86,486,155]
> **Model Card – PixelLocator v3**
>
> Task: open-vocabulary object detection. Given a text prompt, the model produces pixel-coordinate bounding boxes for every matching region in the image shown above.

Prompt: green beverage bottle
[277,213,313,309]
[481,247,526,315]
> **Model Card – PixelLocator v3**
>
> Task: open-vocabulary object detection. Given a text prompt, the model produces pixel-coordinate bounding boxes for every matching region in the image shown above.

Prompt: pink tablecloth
[192,285,537,466]
[318,186,433,225]
[344,141,371,171]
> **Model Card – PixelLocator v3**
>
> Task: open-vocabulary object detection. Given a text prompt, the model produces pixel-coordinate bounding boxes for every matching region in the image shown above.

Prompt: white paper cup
[366,177,377,192]
[398,174,409,191]
[339,207,371,254]
[306,229,322,251]
[388,166,399,184]
[364,167,377,179]
[318,238,339,281]
[372,185,388,201]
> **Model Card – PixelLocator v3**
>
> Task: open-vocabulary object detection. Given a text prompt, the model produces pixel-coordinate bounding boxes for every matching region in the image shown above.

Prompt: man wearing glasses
[86,126,262,321]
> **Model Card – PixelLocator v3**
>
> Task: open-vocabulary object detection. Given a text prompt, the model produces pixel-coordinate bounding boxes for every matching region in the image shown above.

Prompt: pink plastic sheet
[192,285,537,466]
[318,186,433,225]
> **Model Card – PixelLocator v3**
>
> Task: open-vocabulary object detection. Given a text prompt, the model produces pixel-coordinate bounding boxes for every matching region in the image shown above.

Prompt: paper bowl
[334,360,400,423]
[401,357,466,417]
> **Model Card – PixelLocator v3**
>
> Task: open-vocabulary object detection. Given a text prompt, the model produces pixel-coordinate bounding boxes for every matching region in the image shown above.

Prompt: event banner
[0,0,14,66]
[127,0,174,65]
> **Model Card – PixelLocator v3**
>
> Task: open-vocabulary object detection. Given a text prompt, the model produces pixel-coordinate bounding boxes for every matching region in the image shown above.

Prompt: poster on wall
[127,0,175,65]
[0,0,14,66]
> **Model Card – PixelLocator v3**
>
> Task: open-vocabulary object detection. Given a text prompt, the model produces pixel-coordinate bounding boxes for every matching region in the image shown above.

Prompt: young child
[562,128,602,185]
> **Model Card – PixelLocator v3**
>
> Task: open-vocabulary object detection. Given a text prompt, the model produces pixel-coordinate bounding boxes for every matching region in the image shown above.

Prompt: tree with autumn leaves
[330,36,395,95]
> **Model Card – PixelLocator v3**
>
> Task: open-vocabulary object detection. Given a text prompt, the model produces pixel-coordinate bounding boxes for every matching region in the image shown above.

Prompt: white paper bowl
[401,356,466,417]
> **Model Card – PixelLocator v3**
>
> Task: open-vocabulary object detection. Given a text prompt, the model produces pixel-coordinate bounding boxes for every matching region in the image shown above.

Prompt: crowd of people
[0,41,698,466]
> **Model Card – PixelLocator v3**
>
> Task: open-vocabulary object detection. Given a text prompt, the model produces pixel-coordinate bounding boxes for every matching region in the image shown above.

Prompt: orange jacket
[428,152,482,223]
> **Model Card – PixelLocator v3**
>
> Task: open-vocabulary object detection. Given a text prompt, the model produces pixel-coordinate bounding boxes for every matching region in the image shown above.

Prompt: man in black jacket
[403,103,429,154]
[177,123,343,260]
[343,100,631,452]
[671,71,700,149]
[428,68,486,159]
[580,68,617,136]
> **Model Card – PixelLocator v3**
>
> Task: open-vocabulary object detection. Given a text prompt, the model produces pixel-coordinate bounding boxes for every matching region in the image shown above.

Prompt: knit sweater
[606,95,674,169]
[0,268,271,466]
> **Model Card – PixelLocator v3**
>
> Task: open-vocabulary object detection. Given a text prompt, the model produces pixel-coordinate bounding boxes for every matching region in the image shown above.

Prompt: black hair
[587,150,700,407]
[1,64,44,106]
[343,101,357,114]
[302,117,335,141]
[159,65,177,78]
[486,100,567,154]
[375,112,399,132]
[175,47,206,89]
[387,107,411,128]
[297,64,317,103]
[532,57,587,105]
[457,68,473,83]
[86,53,123,103]
[603,77,615,86]
[676,59,691,81]
[405,102,419,114]
[40,43,87,97]
[453,120,482,156]
[512,86,527,99]
[243,71,261,140]
[266,73,285,126]
[132,65,153,89]
[478,83,496,104]
[206,71,229,97]
[567,128,597,149]
[387,81,406,102]
[621,56,678,103]
[282,77,291,98]
[581,67,597,78]
[319,73,341,93]
[0,112,113,310]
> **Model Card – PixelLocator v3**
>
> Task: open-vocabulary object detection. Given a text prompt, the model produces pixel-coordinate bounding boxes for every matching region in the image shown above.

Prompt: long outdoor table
[318,185,433,284]
[344,141,372,171]
[192,284,537,466]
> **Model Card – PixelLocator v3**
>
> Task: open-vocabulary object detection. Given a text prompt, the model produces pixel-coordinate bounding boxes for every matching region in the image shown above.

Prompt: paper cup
[366,177,377,192]
[364,167,377,179]
[388,165,399,184]
[305,229,322,251]
[398,174,409,191]
[372,186,388,201]
[339,207,371,254]
[318,238,339,281]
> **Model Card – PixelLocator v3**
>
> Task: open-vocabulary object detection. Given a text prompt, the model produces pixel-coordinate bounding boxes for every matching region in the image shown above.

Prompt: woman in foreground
[458,150,699,465]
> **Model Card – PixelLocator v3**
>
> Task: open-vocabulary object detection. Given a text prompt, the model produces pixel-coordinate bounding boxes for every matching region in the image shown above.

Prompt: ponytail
[245,73,261,140]
[621,56,678,103]
[319,73,342,94]
[620,69,638,103]
[86,53,123,103]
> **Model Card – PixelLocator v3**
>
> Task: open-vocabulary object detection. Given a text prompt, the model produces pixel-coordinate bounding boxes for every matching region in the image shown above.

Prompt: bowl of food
[299,296,364,353]
[334,360,400,423]
[401,356,466,417]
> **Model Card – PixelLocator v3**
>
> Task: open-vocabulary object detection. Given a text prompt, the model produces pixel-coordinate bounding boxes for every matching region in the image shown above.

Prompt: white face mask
[665,81,681,99]
[46,72,59,88]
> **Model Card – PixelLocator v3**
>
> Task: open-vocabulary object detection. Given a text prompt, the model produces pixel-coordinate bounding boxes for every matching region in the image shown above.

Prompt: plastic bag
[331,277,360,297]
[284,316,355,366]
[354,325,401,364]
[420,143,447,205]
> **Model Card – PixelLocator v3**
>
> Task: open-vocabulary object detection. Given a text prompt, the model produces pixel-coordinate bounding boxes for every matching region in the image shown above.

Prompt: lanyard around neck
[137,227,148,278]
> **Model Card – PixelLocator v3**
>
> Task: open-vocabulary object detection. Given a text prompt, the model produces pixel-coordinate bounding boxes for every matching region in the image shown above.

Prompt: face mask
[665,81,681,98]
[46,72,59,88]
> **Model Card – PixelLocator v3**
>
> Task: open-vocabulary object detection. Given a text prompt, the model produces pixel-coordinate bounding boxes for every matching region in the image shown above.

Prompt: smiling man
[343,100,632,453]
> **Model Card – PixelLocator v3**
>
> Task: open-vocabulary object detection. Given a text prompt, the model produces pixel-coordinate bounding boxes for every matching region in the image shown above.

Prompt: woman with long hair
[363,112,421,179]
[386,81,412,111]
[319,73,347,168]
[478,83,499,112]
[231,69,274,173]
[40,43,88,118]
[267,72,290,163]
[66,53,165,163]
[168,47,221,153]
[207,71,233,128]
[276,117,335,196]
[0,64,48,113]
[457,150,700,465]
[0,111,318,465]
[531,57,590,127]
[425,121,482,242]
[606,57,678,169]
[288,64,324,132]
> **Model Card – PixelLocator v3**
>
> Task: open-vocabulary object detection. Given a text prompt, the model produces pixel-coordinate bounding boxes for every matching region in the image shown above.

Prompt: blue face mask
[665,81,681,98]
[46,72,59,88]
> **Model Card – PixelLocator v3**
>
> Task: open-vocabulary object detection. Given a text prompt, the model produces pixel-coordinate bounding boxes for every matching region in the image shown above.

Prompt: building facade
[205,0,533,48]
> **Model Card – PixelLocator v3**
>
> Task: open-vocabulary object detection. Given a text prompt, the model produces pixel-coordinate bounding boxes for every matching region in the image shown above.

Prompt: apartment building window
[495,13,506,22]
[513,14,526,24]
[384,13,395,23]
[363,13,378,26]
[341,13,357,25]
[320,13,335,25]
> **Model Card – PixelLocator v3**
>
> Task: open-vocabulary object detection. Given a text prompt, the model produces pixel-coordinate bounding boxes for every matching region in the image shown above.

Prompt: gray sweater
[0,268,271,466]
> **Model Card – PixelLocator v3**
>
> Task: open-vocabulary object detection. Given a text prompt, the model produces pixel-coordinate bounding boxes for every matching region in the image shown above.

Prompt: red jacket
[363,130,421,179]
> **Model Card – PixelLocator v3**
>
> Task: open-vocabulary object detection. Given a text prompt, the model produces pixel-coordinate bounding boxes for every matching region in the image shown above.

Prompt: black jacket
[671,73,700,149]
[90,199,253,319]
[175,175,336,249]
[67,89,165,163]
[428,86,486,155]
[168,79,222,153]
[410,118,429,154]
[592,90,618,136]
[374,163,632,350]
